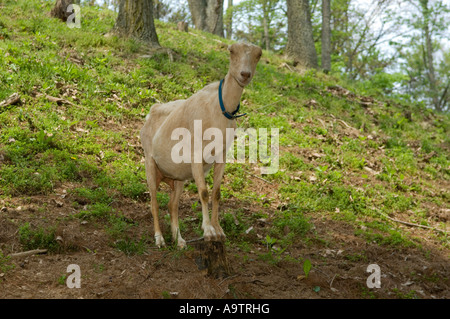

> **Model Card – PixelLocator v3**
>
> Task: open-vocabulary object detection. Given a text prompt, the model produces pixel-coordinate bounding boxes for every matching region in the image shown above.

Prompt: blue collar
[219,79,247,120]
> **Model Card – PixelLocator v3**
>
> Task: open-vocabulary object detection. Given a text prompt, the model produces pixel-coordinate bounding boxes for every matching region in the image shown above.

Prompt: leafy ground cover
[0,0,448,299]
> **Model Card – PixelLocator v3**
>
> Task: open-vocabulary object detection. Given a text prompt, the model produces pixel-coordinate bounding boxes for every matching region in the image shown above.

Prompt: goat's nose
[240,71,251,79]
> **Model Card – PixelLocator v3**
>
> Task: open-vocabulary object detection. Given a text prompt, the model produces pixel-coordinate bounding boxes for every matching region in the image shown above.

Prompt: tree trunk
[321,0,331,73]
[225,0,233,39]
[286,0,318,69]
[154,0,161,20]
[187,0,224,37]
[262,1,270,51]
[112,0,160,47]
[50,0,75,22]
[419,0,440,112]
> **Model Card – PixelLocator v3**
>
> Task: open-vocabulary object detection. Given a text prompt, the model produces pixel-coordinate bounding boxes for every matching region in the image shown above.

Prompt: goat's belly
[154,159,213,181]
[155,160,193,181]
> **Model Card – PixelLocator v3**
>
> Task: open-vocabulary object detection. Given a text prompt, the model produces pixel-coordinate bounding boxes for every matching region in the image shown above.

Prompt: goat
[140,42,262,248]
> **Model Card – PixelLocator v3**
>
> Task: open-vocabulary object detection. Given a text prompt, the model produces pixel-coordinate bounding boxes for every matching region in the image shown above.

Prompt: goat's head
[228,42,262,87]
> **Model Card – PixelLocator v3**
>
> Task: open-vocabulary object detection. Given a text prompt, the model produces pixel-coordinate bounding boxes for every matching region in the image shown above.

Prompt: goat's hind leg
[145,156,165,248]
[168,180,186,248]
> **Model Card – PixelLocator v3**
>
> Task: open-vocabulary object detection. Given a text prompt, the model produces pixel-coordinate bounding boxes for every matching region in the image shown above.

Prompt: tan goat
[140,43,262,248]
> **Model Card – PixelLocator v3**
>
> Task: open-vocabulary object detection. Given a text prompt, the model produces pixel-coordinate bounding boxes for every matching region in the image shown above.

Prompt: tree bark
[225,0,233,39]
[419,0,440,111]
[321,0,331,73]
[187,0,224,37]
[192,240,233,278]
[112,0,160,47]
[286,0,318,69]
[262,1,270,51]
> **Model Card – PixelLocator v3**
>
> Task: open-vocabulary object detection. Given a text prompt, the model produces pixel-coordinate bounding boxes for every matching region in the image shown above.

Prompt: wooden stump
[192,240,233,278]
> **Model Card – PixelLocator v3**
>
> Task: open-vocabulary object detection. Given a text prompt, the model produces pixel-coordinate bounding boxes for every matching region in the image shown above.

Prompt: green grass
[0,0,448,258]
[0,250,15,273]
[18,222,60,252]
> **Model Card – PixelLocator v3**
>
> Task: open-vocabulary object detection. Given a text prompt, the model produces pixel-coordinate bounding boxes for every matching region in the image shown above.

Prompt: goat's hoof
[214,225,226,241]
[203,225,226,242]
[203,225,217,242]
[177,237,186,249]
[155,234,166,248]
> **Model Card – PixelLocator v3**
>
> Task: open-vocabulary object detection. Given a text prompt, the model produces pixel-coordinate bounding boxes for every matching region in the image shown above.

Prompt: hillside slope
[0,1,448,299]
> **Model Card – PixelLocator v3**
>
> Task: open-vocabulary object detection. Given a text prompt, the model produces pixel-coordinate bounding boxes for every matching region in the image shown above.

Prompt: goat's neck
[222,73,244,114]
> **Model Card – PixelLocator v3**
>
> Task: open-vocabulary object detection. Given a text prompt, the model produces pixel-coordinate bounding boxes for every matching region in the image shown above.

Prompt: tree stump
[191,240,233,278]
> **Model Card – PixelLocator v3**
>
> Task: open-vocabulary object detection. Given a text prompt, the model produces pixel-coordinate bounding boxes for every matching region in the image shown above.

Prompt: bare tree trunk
[50,0,75,22]
[225,0,233,39]
[262,1,270,51]
[153,0,160,20]
[187,0,224,37]
[419,0,440,111]
[188,0,206,30]
[321,0,331,73]
[286,0,318,69]
[112,0,160,47]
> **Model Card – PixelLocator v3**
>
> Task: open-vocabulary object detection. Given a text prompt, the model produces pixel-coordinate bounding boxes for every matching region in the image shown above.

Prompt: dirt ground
[0,187,448,300]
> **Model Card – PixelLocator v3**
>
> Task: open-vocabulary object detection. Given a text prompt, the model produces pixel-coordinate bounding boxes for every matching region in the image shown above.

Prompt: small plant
[113,237,148,255]
[161,290,171,299]
[0,250,15,272]
[258,235,288,265]
[58,274,67,285]
[263,235,277,250]
[156,192,170,209]
[18,223,60,252]
[303,259,312,279]
[76,202,113,220]
[221,212,247,239]
[191,200,200,211]
[105,214,135,239]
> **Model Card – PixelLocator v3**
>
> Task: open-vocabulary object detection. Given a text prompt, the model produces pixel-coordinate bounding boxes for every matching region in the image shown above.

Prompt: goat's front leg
[191,163,217,241]
[211,162,226,241]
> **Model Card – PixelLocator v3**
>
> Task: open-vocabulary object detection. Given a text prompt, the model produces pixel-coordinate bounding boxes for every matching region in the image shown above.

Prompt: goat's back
[140,100,185,154]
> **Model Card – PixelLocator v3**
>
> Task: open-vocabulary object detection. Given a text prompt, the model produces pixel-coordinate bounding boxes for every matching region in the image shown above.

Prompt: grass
[0,0,448,260]
[0,250,15,273]
[18,222,60,252]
